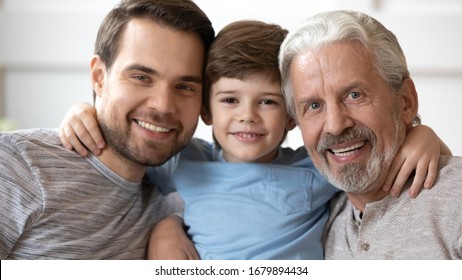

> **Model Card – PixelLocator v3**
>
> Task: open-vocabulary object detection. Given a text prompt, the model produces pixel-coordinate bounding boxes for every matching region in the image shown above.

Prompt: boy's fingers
[424,160,438,189]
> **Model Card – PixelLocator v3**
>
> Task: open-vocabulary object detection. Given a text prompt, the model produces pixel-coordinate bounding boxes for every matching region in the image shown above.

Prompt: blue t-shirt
[147,138,338,259]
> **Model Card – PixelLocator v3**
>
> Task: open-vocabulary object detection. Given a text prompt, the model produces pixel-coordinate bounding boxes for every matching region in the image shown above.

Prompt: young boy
[59,20,450,259]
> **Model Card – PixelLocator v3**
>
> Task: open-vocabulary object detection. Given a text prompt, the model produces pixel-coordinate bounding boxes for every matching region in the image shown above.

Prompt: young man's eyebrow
[124,64,202,84]
[179,75,202,84]
[125,64,156,75]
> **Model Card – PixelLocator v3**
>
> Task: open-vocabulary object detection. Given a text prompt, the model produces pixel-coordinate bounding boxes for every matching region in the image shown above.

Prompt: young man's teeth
[332,141,365,156]
[138,120,170,132]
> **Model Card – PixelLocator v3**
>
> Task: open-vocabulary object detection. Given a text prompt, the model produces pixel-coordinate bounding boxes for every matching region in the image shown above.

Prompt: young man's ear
[399,78,419,126]
[200,107,212,126]
[90,55,107,98]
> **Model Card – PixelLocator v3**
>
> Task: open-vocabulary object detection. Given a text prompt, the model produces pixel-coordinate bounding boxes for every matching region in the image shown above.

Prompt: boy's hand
[59,102,104,157]
[148,215,199,260]
[382,125,445,198]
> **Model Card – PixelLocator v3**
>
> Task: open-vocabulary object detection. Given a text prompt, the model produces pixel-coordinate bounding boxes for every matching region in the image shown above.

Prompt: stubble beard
[98,115,189,168]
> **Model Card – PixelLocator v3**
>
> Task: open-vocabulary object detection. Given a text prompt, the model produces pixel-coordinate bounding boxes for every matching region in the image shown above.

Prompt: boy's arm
[438,136,452,156]
[382,124,452,198]
[148,215,199,260]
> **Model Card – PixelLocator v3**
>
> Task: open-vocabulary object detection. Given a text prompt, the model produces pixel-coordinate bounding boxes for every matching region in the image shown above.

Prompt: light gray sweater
[0,129,183,259]
[324,155,462,259]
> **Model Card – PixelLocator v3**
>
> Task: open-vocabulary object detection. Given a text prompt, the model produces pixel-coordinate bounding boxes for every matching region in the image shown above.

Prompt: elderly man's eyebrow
[337,81,364,94]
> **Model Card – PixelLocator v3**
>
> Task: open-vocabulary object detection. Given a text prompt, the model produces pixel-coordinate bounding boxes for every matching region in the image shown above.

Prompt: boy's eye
[260,99,276,105]
[221,97,237,103]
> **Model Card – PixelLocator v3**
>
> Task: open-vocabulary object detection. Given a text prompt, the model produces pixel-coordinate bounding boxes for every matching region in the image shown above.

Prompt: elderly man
[279,10,462,259]
[0,0,214,259]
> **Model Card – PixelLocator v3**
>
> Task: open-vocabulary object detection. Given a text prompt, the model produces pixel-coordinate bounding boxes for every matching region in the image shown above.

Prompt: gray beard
[316,114,406,194]
[322,154,386,194]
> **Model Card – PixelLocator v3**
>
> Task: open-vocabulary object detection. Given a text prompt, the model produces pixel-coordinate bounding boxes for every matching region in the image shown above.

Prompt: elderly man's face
[289,42,407,193]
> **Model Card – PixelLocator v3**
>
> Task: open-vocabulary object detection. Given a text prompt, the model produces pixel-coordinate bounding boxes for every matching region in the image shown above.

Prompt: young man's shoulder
[181,137,216,161]
[0,128,84,167]
[0,128,60,146]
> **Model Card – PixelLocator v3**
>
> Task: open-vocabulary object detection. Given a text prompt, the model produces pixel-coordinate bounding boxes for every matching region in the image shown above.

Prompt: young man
[0,0,214,259]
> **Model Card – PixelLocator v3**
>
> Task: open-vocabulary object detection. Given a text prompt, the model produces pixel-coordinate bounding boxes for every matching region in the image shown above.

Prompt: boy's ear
[90,55,107,98]
[200,107,213,126]
[399,78,419,126]
[285,116,297,132]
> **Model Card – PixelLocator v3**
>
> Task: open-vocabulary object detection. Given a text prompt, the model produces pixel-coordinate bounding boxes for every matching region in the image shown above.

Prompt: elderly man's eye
[309,102,321,110]
[349,92,361,99]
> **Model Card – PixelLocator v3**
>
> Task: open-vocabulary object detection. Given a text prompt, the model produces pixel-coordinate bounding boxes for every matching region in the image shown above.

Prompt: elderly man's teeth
[138,120,170,132]
[331,141,365,156]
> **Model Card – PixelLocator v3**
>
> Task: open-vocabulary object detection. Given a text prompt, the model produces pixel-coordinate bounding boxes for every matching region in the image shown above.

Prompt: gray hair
[279,10,411,119]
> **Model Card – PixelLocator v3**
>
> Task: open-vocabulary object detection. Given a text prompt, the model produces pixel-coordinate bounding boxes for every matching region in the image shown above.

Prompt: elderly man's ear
[399,78,419,127]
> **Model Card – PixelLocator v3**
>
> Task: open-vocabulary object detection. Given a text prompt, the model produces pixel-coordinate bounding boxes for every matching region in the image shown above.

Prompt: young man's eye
[133,75,148,81]
[177,84,195,91]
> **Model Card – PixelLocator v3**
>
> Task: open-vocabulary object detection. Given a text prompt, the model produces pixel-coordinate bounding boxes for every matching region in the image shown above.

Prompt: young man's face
[92,18,205,180]
[289,42,408,193]
[204,72,295,163]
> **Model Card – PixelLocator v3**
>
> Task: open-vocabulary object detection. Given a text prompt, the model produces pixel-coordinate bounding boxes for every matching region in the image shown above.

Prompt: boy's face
[204,73,295,163]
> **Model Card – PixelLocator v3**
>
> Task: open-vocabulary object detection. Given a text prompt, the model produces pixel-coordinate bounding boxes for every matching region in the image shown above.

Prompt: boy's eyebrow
[215,90,283,96]
[264,92,284,97]
[124,64,202,84]
[215,90,237,95]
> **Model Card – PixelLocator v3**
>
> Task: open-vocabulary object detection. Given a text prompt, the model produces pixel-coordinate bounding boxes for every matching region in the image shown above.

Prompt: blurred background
[1,0,461,154]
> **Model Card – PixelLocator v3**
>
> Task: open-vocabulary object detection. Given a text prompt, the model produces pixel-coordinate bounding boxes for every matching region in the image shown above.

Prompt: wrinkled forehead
[292,43,376,89]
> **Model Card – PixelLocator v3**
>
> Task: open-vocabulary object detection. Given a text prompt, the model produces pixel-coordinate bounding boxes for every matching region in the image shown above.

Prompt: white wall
[1,0,461,155]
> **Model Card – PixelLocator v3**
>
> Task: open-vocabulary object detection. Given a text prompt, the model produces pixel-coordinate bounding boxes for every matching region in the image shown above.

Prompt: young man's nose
[145,86,176,114]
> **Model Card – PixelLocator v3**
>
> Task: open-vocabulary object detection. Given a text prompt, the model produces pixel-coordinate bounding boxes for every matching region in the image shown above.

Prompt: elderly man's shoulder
[426,155,462,208]
[437,155,462,184]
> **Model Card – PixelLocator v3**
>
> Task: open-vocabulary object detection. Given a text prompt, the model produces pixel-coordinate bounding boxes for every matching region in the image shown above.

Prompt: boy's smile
[206,73,295,163]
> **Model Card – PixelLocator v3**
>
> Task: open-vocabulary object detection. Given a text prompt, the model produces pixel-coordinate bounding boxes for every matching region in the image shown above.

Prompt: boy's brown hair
[203,20,288,118]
